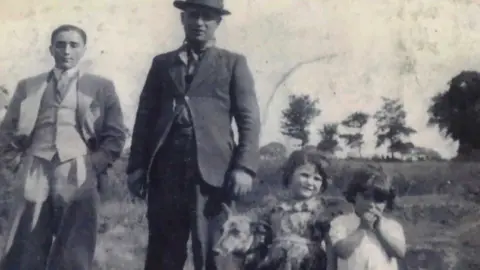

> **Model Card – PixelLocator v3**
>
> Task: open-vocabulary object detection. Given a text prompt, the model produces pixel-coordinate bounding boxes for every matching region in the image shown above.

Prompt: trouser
[144,127,239,270]
[0,154,99,270]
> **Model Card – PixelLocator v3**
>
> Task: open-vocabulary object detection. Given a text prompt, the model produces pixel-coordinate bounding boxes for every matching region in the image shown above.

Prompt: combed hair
[343,163,396,211]
[51,24,87,44]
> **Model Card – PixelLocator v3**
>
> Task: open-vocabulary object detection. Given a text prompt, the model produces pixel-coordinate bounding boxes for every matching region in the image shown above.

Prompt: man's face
[181,6,221,44]
[49,30,86,70]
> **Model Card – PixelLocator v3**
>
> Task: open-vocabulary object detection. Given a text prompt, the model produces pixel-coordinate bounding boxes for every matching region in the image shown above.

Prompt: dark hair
[281,149,329,192]
[343,163,396,211]
[51,24,87,45]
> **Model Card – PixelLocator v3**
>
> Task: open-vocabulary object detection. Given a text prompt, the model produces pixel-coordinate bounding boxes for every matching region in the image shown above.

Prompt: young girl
[256,149,336,270]
[329,164,407,270]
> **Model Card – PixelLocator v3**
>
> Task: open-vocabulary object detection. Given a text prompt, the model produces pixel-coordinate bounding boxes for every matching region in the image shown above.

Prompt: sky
[1,0,480,159]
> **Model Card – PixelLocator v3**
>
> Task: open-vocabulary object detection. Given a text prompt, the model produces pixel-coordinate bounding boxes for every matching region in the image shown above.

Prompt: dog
[213,203,272,270]
[214,199,349,270]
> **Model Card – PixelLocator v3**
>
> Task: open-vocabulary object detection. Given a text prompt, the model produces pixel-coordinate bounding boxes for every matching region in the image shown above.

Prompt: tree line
[279,70,480,161]
[280,95,421,160]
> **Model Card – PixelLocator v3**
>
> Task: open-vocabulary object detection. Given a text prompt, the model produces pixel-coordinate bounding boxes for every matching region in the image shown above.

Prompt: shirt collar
[177,39,216,65]
[276,196,325,213]
[53,66,79,81]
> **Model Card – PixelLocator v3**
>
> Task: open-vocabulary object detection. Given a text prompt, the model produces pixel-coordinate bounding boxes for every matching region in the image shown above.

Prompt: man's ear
[49,45,54,57]
[180,12,186,25]
[79,45,87,59]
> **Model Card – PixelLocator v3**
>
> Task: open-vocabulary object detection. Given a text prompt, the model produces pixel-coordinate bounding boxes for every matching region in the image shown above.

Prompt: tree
[280,94,321,147]
[427,70,480,158]
[339,112,369,157]
[0,85,9,107]
[0,85,10,124]
[374,97,416,158]
[317,123,341,154]
[259,142,287,159]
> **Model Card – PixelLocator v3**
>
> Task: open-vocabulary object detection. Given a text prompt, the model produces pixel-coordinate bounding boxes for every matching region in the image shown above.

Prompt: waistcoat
[29,75,88,162]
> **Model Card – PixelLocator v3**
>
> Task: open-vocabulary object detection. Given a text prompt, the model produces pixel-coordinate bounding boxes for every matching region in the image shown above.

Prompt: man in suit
[0,24,127,270]
[126,0,261,269]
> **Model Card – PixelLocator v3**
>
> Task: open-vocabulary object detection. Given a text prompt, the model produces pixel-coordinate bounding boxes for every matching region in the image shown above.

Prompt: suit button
[185,96,189,101]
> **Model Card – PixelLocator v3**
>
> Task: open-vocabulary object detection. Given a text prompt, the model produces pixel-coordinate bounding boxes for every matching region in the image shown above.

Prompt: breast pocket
[211,74,232,102]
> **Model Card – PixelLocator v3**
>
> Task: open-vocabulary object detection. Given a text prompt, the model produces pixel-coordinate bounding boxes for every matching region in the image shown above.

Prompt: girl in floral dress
[256,149,336,270]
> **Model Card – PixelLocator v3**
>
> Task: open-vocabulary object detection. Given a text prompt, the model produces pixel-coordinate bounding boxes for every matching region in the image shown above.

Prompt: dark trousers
[144,128,237,270]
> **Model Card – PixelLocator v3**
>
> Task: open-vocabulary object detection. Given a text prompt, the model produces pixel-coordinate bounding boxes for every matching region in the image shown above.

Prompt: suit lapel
[168,52,186,94]
[17,72,51,136]
[187,48,219,95]
[77,74,96,140]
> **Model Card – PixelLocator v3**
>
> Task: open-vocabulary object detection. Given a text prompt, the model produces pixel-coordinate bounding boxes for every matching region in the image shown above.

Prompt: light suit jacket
[0,70,127,176]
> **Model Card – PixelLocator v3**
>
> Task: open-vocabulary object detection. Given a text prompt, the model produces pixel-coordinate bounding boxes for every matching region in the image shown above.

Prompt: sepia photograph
[0,0,479,269]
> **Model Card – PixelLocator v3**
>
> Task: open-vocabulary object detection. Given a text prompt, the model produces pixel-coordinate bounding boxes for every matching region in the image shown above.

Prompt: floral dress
[257,195,332,270]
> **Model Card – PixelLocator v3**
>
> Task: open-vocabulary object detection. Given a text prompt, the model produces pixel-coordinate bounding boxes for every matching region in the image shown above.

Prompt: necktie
[56,72,71,102]
[185,50,198,86]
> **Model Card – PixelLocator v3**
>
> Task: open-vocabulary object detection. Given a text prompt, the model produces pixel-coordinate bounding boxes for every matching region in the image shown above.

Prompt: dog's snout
[212,247,225,256]
[212,240,226,256]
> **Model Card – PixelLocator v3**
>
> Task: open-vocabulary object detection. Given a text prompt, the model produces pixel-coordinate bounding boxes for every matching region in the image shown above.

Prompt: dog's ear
[221,203,233,217]
[230,202,238,214]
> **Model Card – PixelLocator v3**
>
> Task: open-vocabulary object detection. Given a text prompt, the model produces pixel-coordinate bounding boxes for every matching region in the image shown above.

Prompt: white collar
[177,39,216,65]
[276,196,325,213]
[53,66,79,81]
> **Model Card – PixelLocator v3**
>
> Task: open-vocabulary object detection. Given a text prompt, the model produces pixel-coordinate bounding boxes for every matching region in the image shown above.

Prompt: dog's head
[213,203,270,257]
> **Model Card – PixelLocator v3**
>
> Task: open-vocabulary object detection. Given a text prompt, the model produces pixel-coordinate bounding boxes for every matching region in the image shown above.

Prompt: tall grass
[0,154,479,269]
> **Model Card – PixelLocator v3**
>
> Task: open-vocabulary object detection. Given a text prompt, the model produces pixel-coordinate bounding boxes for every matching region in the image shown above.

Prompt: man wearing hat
[126,0,261,269]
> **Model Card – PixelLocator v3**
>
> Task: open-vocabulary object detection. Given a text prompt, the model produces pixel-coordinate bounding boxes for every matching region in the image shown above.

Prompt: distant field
[1,157,480,269]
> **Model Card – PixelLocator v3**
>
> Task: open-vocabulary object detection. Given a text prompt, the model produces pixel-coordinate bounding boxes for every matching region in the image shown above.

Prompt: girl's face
[290,163,324,200]
[354,186,388,216]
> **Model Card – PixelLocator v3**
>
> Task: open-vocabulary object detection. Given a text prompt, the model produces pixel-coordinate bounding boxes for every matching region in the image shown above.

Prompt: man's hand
[84,154,106,195]
[229,169,253,197]
[127,169,147,200]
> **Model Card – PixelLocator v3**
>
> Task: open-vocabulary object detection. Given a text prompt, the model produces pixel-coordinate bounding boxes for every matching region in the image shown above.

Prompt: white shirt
[329,212,405,270]
[53,66,79,81]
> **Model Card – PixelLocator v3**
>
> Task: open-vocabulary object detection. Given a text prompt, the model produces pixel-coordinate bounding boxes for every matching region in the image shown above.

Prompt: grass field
[2,156,480,270]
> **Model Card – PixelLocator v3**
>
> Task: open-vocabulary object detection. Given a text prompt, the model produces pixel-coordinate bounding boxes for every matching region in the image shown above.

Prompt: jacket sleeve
[126,57,159,175]
[230,54,261,176]
[90,80,127,173]
[0,80,27,168]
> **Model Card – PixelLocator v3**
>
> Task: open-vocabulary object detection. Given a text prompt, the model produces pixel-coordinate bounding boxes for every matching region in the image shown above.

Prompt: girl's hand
[369,208,383,229]
[359,207,383,230]
[359,211,377,229]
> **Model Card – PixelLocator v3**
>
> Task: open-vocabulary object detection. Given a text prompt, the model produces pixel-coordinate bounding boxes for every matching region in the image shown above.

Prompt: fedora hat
[173,0,231,16]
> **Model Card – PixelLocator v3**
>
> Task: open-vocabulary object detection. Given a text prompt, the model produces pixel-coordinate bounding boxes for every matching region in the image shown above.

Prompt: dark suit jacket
[0,71,127,174]
[127,46,261,188]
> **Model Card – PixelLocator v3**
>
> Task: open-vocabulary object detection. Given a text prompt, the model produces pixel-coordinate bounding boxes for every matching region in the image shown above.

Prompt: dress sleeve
[381,216,406,245]
[328,214,351,246]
